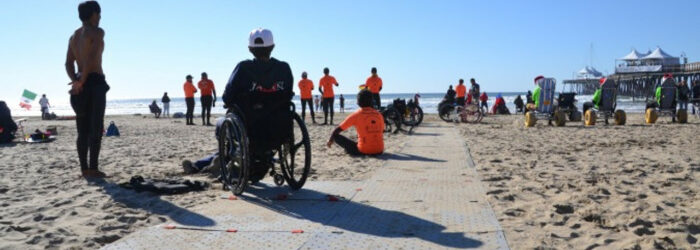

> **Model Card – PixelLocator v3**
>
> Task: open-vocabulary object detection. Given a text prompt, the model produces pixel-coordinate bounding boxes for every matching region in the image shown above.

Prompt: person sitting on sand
[491,93,509,114]
[514,95,524,114]
[583,77,606,114]
[149,100,162,118]
[326,89,384,156]
[0,101,18,144]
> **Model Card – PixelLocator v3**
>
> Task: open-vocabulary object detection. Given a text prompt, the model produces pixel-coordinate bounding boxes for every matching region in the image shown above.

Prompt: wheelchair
[645,78,688,124]
[525,77,567,127]
[582,78,626,126]
[217,103,312,195]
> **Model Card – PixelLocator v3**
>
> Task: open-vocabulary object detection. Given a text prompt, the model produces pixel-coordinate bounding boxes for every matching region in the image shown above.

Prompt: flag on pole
[20,89,37,110]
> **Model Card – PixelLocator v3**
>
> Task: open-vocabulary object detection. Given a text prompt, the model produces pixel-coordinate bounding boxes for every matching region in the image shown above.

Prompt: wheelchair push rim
[278,112,312,190]
[218,115,250,195]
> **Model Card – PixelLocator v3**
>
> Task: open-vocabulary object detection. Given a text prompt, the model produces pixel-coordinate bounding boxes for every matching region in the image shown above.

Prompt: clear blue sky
[1,0,699,104]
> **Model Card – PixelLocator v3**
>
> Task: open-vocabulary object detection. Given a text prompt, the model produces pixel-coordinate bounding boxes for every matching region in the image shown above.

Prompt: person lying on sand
[326,89,384,156]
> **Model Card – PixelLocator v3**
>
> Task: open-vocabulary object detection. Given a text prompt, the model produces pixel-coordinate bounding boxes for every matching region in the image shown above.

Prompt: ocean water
[9,92,653,117]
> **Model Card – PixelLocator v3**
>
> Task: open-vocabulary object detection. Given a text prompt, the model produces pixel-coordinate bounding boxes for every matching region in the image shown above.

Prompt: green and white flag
[20,89,37,110]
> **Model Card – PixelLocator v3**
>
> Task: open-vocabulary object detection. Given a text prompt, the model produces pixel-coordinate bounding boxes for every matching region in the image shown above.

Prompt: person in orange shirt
[326,89,384,155]
[298,71,316,123]
[455,79,467,106]
[198,72,217,126]
[365,67,383,108]
[319,67,339,125]
[183,75,197,125]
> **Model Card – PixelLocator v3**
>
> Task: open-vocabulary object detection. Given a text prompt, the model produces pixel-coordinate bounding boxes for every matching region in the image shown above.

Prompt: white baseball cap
[248,28,274,48]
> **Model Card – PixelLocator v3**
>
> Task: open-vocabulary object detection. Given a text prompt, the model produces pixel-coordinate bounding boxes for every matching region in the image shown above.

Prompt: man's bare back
[65,26,104,94]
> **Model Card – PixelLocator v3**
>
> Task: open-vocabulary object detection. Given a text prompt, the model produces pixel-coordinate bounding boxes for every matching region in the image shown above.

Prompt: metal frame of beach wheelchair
[645,78,688,124]
[525,77,567,127]
[217,103,312,195]
[382,98,424,134]
[583,78,627,126]
[555,92,582,122]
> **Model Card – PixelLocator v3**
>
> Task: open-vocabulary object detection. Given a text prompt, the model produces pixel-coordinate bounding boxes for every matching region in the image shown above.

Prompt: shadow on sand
[239,183,483,248]
[377,152,446,163]
[89,179,216,227]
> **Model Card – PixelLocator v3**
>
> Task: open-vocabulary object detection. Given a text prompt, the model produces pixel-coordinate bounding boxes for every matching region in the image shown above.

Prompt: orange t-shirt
[298,79,314,99]
[198,79,215,96]
[183,81,197,98]
[339,107,385,154]
[319,75,337,98]
[365,76,383,94]
[456,84,467,98]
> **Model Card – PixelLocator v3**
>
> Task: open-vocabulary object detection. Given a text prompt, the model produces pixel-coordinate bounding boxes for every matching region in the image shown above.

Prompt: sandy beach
[457,113,699,249]
[0,113,407,249]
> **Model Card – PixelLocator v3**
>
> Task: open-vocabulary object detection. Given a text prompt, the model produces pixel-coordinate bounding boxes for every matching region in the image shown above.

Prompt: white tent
[619,49,646,61]
[641,47,679,65]
[577,66,603,78]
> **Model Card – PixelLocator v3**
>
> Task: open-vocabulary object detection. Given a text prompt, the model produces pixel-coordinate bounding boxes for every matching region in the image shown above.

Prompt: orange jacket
[456,84,466,98]
[183,81,197,98]
[339,107,385,154]
[365,75,383,94]
[298,79,314,99]
[319,75,338,98]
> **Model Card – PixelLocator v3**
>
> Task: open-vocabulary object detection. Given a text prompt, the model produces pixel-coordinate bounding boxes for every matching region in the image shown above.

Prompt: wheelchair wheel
[553,110,566,127]
[218,114,250,195]
[677,109,688,124]
[402,106,423,127]
[645,108,658,124]
[462,104,482,123]
[524,111,537,127]
[614,110,626,125]
[584,110,596,126]
[383,108,401,133]
[439,105,455,122]
[279,112,312,190]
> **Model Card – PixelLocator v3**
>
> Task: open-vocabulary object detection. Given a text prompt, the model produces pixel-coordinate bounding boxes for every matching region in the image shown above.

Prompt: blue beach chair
[525,77,567,127]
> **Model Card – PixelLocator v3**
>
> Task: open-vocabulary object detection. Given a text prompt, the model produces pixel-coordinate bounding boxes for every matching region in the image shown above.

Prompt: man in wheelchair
[221,28,294,183]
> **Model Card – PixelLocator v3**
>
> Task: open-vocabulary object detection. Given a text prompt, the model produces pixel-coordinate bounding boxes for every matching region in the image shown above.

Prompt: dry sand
[0,112,406,249]
[457,113,699,249]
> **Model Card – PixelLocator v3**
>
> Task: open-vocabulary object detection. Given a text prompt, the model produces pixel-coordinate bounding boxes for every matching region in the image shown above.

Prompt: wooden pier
[563,62,700,99]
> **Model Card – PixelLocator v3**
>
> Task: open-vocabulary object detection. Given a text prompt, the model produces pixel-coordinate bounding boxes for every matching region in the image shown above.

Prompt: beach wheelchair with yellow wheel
[582,78,626,126]
[645,77,687,124]
[524,77,567,127]
[217,102,311,195]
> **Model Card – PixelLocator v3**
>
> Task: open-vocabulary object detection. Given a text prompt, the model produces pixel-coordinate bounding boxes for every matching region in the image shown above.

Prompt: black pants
[70,73,109,170]
[372,93,381,108]
[201,95,213,125]
[333,134,361,156]
[481,101,488,110]
[301,98,315,122]
[322,97,335,124]
[185,97,195,124]
[456,97,465,106]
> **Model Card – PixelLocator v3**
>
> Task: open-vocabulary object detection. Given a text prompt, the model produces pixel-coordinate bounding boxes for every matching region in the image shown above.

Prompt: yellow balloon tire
[584,110,596,126]
[645,108,658,124]
[614,110,626,125]
[525,111,537,127]
[677,109,688,124]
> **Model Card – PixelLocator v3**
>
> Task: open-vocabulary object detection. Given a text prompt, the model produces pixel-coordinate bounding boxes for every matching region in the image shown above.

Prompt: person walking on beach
[65,1,109,178]
[183,75,197,125]
[314,95,320,112]
[326,89,384,156]
[319,67,339,125]
[161,92,170,117]
[479,92,489,110]
[298,71,316,123]
[365,67,383,108]
[455,79,466,106]
[198,72,216,126]
[470,78,480,105]
[39,94,51,120]
[339,94,345,113]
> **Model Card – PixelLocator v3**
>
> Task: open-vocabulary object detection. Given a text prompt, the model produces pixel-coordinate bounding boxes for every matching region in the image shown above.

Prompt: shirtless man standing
[65,1,109,178]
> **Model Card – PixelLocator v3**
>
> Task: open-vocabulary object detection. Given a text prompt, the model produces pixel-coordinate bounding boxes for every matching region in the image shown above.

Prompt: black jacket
[162,95,170,103]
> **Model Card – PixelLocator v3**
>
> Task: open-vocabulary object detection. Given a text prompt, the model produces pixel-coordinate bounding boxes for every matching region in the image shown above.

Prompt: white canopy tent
[619,49,648,61]
[577,66,603,79]
[641,47,680,65]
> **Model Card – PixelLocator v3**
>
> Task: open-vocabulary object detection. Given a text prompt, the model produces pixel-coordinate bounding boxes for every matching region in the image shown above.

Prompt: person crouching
[326,89,384,156]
